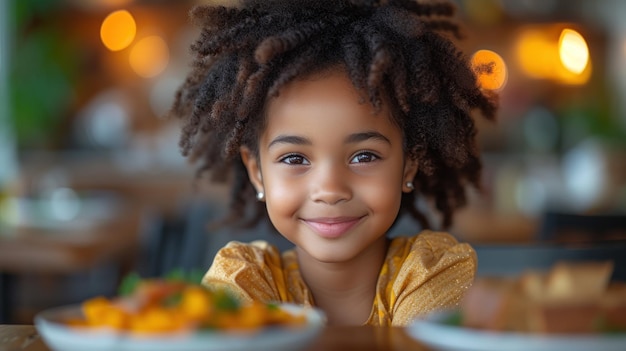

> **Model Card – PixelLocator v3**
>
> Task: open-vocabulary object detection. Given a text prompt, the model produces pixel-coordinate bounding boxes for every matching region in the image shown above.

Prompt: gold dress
[202,230,476,326]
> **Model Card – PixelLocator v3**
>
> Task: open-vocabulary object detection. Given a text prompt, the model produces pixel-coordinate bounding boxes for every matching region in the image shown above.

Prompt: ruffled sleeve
[201,240,288,304]
[370,231,477,326]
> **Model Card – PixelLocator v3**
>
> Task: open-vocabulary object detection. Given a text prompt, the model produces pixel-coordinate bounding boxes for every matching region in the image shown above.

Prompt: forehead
[263,69,397,136]
[269,69,362,111]
[266,68,388,116]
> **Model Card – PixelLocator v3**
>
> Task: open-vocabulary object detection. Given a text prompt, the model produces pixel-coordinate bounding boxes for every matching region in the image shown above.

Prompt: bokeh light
[562,140,606,211]
[129,35,170,78]
[75,90,130,149]
[100,10,136,51]
[471,49,508,91]
[559,28,589,75]
[46,187,81,221]
[515,25,591,85]
[515,28,559,80]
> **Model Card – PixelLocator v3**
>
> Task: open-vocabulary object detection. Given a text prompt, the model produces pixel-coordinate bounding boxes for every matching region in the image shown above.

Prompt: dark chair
[137,195,295,278]
[537,211,626,243]
[474,241,626,282]
[0,273,16,323]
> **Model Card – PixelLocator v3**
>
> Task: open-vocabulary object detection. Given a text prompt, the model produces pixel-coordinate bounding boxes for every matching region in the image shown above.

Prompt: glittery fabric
[202,230,476,326]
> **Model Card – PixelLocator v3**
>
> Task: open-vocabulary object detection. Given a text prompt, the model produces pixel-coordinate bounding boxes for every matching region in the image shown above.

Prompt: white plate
[406,310,626,351]
[35,303,325,351]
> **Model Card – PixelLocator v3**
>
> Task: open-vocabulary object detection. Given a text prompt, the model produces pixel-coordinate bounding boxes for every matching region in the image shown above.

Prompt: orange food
[70,278,306,334]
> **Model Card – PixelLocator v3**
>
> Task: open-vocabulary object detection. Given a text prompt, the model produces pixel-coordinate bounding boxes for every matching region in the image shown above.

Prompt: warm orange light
[129,35,170,78]
[471,49,508,91]
[100,10,136,51]
[559,29,589,75]
[515,25,591,85]
[515,29,558,80]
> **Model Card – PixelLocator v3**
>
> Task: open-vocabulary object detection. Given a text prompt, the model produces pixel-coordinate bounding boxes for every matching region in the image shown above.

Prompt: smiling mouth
[303,217,363,238]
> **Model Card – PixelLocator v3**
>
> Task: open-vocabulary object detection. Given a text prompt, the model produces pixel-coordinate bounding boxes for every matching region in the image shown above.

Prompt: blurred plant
[556,79,626,152]
[9,0,80,148]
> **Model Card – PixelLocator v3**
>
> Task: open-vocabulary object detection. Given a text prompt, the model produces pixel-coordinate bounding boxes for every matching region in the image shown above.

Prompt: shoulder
[202,240,284,303]
[390,230,477,281]
[392,230,471,249]
[395,230,476,266]
[381,231,477,326]
[388,231,476,267]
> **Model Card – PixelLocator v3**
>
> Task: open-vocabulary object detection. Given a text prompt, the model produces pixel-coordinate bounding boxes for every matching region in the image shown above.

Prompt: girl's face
[241,69,418,263]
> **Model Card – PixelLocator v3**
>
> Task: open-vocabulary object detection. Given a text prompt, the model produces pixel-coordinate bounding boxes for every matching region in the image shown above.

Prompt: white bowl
[35,303,325,351]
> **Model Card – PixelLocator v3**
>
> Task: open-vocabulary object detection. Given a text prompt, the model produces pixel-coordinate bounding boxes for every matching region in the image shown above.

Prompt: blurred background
[1,0,626,324]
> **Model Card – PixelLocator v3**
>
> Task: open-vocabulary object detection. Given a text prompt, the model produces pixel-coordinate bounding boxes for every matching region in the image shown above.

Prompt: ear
[402,156,419,193]
[240,146,264,194]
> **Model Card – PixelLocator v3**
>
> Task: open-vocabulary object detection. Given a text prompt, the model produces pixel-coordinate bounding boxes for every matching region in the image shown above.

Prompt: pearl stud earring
[406,181,414,190]
[256,192,265,201]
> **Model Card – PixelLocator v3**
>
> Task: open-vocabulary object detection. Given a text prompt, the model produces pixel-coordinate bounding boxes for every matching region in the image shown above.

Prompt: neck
[296,236,389,326]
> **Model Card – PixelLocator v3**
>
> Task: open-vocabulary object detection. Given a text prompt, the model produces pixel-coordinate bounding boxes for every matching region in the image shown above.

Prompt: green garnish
[165,268,205,284]
[266,302,280,311]
[187,269,205,284]
[118,272,142,296]
[214,290,240,311]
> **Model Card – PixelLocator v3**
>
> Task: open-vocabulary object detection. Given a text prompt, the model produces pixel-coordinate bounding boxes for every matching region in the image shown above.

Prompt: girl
[170,0,497,326]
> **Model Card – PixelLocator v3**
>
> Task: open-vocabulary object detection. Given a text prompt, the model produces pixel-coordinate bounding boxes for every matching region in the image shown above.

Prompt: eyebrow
[268,135,311,149]
[268,131,391,149]
[344,131,391,145]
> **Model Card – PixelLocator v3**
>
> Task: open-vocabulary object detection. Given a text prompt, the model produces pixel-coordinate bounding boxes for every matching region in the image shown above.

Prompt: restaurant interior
[1,0,626,326]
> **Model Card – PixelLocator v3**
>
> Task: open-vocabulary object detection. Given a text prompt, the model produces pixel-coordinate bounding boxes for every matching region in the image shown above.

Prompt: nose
[310,161,352,205]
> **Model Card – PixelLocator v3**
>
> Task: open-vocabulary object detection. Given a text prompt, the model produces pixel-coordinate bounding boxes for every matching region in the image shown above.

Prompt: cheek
[264,179,304,217]
[359,176,403,212]
[355,158,406,213]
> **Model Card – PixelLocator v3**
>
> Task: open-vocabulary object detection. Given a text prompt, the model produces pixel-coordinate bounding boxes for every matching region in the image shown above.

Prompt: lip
[302,216,363,239]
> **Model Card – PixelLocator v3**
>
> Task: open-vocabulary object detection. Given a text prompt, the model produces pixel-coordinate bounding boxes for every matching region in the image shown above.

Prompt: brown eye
[280,154,309,165]
[350,152,379,164]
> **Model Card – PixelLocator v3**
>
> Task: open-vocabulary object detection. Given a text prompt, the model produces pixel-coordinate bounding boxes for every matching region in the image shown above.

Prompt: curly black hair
[170,0,497,230]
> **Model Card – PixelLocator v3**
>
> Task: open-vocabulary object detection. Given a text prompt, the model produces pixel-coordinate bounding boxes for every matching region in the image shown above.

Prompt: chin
[303,247,359,264]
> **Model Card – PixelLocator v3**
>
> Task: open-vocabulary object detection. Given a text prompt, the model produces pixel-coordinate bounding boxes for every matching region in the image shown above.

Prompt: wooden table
[1,152,199,277]
[0,203,141,274]
[0,201,143,324]
[0,324,429,351]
